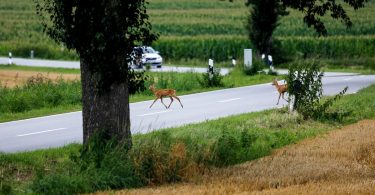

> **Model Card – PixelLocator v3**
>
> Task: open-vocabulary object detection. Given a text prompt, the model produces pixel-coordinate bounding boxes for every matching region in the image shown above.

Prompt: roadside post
[8,52,12,65]
[268,55,274,71]
[30,50,34,59]
[231,56,236,66]
[208,58,214,79]
[244,49,252,69]
[289,78,302,113]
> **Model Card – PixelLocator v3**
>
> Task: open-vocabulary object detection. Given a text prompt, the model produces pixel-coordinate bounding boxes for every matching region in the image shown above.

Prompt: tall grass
[0,74,81,113]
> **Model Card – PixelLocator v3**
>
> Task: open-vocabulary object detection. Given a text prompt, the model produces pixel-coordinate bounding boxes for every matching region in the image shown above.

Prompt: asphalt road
[1,73,375,153]
[0,57,230,75]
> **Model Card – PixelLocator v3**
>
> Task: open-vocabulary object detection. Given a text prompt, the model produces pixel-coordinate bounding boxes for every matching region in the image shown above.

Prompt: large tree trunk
[80,58,132,149]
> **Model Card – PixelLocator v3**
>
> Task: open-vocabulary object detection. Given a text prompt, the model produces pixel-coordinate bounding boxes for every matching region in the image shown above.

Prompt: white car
[131,46,163,69]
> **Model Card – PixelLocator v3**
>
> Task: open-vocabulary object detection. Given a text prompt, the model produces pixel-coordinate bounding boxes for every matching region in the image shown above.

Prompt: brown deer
[149,84,183,109]
[272,78,288,105]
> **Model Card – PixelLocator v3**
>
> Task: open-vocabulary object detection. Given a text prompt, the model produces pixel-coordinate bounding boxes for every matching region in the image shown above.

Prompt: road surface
[0,57,231,75]
[1,73,375,153]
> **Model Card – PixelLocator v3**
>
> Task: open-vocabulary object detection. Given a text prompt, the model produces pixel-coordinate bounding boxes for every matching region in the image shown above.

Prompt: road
[0,57,231,75]
[1,73,375,153]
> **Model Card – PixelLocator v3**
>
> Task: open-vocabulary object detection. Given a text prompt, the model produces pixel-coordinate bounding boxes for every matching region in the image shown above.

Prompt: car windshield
[143,47,156,54]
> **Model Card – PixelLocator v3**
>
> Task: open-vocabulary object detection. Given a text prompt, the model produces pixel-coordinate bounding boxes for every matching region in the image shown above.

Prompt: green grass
[0,64,80,74]
[2,83,375,194]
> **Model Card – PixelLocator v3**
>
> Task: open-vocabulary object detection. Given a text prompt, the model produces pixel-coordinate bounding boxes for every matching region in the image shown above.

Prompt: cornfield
[0,0,374,63]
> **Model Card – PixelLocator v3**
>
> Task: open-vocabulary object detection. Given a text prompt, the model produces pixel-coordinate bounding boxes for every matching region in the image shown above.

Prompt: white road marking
[17,128,66,137]
[217,98,241,103]
[0,111,81,126]
[344,78,353,81]
[137,110,172,117]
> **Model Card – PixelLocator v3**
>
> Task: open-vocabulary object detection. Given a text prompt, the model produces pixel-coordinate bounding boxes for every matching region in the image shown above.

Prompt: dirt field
[113,119,375,194]
[0,70,80,88]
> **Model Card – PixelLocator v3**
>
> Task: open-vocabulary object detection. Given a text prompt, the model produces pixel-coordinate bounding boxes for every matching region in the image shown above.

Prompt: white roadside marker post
[208,58,214,79]
[8,52,12,65]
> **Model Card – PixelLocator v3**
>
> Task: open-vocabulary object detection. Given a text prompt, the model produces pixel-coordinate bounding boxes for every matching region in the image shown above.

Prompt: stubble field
[115,119,375,194]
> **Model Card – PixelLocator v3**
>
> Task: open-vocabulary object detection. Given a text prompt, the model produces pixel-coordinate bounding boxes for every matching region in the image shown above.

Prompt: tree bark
[80,58,132,149]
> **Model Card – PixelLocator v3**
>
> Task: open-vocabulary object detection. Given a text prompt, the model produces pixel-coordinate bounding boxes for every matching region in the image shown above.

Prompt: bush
[287,60,348,120]
[243,59,265,76]
[131,131,196,185]
[199,67,224,87]
[213,129,241,167]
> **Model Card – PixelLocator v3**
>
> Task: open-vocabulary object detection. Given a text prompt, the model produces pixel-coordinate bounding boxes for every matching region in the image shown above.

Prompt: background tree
[246,0,287,57]
[245,0,368,59]
[34,0,157,149]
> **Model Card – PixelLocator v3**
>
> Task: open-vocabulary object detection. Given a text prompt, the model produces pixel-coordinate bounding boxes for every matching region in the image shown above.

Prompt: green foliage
[243,59,265,75]
[287,61,348,120]
[131,131,185,184]
[0,75,81,114]
[199,68,224,87]
[153,36,249,63]
[129,70,150,95]
[34,0,157,92]
[214,129,241,167]
[145,71,202,93]
[0,182,12,195]
[246,0,287,55]
[153,35,375,64]
[31,131,142,194]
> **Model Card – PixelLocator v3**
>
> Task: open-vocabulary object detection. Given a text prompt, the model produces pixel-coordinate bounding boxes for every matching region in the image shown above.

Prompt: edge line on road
[217,98,241,103]
[0,111,82,126]
[137,110,172,117]
[17,128,67,137]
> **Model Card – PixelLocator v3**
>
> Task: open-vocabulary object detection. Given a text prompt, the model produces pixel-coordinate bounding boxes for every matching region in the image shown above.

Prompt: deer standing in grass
[272,78,288,105]
[149,84,183,109]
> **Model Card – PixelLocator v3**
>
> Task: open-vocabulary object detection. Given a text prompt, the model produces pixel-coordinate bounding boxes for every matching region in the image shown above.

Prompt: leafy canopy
[34,0,158,91]
[245,0,368,36]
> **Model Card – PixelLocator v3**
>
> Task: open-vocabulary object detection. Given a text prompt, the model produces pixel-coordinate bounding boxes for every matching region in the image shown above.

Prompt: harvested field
[0,70,80,88]
[115,119,375,194]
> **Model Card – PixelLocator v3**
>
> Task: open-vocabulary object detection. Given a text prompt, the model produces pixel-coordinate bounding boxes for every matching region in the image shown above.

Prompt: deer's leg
[160,97,168,109]
[277,93,281,105]
[172,95,183,108]
[150,98,159,108]
[167,97,174,108]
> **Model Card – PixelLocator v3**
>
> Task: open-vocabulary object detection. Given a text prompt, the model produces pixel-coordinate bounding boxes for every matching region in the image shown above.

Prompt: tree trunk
[80,58,132,149]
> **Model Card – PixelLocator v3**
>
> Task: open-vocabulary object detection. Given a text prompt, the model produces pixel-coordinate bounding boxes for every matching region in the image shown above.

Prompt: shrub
[243,59,265,76]
[213,129,241,167]
[130,131,198,185]
[199,67,224,87]
[287,60,348,120]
